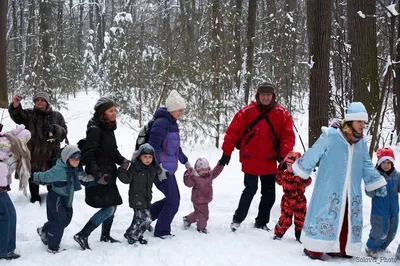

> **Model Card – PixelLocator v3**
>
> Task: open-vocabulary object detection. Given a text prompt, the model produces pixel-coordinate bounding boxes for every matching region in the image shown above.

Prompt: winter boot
[365,247,378,259]
[273,235,282,240]
[303,249,323,260]
[37,227,48,245]
[138,236,148,245]
[30,194,41,204]
[100,220,120,243]
[254,222,271,231]
[183,216,191,230]
[295,230,302,243]
[124,233,137,245]
[47,246,66,254]
[230,221,241,232]
[197,229,208,234]
[0,252,20,260]
[73,221,98,250]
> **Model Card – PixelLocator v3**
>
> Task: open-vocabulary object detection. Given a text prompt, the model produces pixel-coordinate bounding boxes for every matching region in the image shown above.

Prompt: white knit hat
[166,90,186,112]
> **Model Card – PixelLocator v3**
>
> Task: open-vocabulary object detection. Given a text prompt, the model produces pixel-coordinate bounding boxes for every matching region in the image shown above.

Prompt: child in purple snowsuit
[183,158,224,233]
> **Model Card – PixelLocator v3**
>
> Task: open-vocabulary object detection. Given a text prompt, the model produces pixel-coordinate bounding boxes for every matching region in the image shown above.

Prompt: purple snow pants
[150,174,180,237]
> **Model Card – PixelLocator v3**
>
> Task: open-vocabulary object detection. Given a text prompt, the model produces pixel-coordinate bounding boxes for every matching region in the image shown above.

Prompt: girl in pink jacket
[183,158,224,233]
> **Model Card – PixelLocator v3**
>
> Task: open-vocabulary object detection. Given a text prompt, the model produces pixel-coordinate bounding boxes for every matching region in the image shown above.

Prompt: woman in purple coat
[149,90,191,238]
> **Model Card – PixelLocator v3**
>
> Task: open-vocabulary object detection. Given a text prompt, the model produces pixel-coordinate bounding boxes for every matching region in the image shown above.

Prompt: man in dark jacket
[8,92,67,203]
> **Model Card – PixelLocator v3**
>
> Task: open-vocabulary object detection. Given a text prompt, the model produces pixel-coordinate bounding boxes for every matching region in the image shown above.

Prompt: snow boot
[100,220,120,243]
[37,227,48,245]
[183,216,191,230]
[74,221,97,250]
[230,221,240,232]
[295,230,302,243]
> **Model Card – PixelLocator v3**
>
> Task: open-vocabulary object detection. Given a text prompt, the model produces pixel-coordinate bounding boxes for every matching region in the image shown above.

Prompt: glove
[188,167,198,176]
[158,164,169,181]
[121,159,130,170]
[97,174,110,185]
[278,160,287,170]
[185,161,192,171]
[375,186,387,197]
[219,154,231,166]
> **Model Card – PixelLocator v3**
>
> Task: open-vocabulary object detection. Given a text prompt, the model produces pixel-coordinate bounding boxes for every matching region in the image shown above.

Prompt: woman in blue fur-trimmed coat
[292,102,387,260]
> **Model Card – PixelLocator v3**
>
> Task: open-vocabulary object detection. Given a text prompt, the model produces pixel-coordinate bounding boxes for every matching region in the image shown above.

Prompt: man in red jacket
[220,81,295,232]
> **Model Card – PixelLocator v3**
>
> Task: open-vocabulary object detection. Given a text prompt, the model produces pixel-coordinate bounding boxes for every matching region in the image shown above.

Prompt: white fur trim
[365,177,387,192]
[377,156,395,166]
[344,112,368,122]
[292,161,309,179]
[302,234,362,256]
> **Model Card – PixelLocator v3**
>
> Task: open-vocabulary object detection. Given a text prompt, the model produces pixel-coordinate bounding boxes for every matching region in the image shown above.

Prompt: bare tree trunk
[394,4,400,144]
[234,0,242,92]
[89,0,94,30]
[39,0,52,91]
[307,0,332,146]
[348,0,379,119]
[243,0,257,104]
[211,0,221,148]
[0,0,9,107]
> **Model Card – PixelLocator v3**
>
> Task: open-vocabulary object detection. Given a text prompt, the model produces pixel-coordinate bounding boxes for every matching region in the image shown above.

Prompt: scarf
[4,132,31,196]
[331,120,363,145]
[67,163,82,194]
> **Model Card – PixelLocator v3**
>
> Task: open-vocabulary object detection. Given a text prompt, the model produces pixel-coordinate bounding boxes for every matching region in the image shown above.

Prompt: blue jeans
[0,193,16,256]
[90,206,117,226]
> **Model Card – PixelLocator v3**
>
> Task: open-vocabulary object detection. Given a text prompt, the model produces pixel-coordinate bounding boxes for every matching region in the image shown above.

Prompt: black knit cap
[257,81,276,94]
[94,97,117,115]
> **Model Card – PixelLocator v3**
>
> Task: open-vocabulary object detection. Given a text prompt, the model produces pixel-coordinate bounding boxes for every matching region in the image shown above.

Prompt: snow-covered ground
[1,92,399,265]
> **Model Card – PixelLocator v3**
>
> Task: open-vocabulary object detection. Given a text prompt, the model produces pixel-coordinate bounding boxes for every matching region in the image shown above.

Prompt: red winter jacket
[222,101,295,176]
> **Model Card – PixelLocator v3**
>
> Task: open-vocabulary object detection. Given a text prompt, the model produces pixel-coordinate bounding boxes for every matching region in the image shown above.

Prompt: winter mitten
[184,161,192,171]
[121,159,130,170]
[219,154,231,166]
[97,174,110,185]
[375,186,387,197]
[158,164,169,181]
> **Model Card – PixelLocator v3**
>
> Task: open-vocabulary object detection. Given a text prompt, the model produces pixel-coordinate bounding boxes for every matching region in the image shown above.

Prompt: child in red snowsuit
[274,151,311,243]
[183,158,224,234]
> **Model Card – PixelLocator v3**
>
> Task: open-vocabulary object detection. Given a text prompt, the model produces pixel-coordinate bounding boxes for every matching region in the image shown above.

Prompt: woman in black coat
[74,97,128,250]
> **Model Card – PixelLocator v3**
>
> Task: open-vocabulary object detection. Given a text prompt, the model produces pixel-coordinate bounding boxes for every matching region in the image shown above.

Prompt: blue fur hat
[344,102,368,122]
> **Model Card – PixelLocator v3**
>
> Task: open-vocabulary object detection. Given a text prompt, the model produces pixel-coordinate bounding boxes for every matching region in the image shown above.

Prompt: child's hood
[61,145,81,164]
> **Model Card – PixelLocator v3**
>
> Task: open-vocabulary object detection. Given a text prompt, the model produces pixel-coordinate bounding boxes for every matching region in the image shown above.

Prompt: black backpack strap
[265,114,281,161]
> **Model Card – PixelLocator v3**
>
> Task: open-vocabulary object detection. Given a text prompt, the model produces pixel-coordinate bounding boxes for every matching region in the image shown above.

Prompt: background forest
[1,0,399,154]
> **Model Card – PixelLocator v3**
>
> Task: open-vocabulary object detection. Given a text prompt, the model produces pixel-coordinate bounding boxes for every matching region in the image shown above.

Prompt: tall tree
[0,0,8,107]
[243,0,257,104]
[348,0,379,118]
[307,0,332,146]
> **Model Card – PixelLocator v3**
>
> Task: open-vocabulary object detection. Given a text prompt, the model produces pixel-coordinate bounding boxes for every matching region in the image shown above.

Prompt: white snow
[357,11,366,18]
[386,4,399,17]
[1,91,399,266]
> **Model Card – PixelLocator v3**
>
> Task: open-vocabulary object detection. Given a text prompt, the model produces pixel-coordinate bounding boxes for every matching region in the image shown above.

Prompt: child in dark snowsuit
[366,147,400,258]
[183,158,224,233]
[274,151,311,243]
[33,145,94,253]
[117,143,167,245]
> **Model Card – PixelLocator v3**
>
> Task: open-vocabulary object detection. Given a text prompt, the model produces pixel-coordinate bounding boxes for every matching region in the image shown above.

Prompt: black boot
[74,221,97,250]
[295,230,302,243]
[100,220,120,243]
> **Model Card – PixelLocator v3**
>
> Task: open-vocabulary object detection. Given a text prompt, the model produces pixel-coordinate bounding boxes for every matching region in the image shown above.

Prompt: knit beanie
[166,90,186,112]
[33,91,50,104]
[376,147,395,166]
[194,158,211,172]
[344,102,368,122]
[94,97,117,115]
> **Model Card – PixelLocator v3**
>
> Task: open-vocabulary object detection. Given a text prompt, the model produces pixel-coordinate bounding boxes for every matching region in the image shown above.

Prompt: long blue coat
[293,126,386,255]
